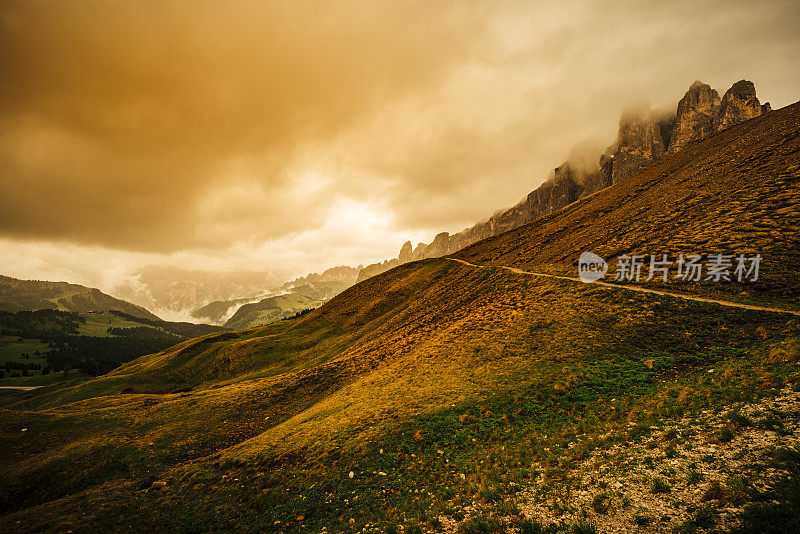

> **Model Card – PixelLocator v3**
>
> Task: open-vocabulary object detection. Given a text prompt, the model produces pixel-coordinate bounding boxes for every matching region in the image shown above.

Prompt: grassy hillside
[192,296,266,324]
[1,103,799,533]
[0,310,226,387]
[0,275,160,321]
[223,293,320,329]
[223,281,352,330]
[454,102,800,308]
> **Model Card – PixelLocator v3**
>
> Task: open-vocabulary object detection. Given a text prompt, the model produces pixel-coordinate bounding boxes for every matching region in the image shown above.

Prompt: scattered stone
[497,388,800,534]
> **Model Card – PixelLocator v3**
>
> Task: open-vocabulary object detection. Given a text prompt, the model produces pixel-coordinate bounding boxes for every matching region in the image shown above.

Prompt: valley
[0,309,225,394]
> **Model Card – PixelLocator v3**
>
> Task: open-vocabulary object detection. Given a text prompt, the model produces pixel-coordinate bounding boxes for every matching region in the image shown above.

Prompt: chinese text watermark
[578,252,761,283]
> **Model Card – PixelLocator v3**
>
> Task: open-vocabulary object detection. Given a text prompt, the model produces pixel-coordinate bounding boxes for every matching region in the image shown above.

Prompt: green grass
[76,312,147,337]
[718,427,735,443]
[632,509,652,526]
[569,520,597,534]
[733,475,800,533]
[459,514,505,534]
[687,468,704,485]
[0,336,49,382]
[0,336,49,361]
[591,492,610,514]
[674,504,716,533]
[517,518,561,534]
[651,477,672,494]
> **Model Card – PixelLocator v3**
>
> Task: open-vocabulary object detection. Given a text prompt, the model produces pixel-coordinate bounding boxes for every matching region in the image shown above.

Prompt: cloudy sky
[2,0,800,297]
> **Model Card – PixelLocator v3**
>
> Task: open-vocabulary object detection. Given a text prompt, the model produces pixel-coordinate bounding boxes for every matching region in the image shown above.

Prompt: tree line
[1,309,226,377]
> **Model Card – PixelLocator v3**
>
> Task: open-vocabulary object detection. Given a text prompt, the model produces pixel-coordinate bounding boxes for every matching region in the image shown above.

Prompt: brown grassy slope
[0,261,591,513]
[1,256,796,531]
[453,101,800,305]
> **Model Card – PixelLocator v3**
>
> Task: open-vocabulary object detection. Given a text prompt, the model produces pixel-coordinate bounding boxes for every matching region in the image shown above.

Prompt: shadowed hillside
[1,102,800,533]
[0,275,160,321]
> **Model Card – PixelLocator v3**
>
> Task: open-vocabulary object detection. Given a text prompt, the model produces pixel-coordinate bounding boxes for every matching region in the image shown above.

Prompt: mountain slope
[356,79,774,282]
[223,293,321,329]
[191,295,269,324]
[454,100,800,306]
[192,271,359,326]
[0,275,160,320]
[1,101,799,533]
[223,280,354,329]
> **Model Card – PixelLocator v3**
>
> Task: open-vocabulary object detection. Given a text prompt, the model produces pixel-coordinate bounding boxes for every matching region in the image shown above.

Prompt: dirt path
[446,257,800,317]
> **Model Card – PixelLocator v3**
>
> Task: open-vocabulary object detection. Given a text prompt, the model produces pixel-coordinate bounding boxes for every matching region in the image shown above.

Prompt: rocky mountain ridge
[356,79,770,282]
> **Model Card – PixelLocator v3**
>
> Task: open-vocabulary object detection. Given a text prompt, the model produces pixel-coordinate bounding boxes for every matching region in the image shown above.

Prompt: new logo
[578,251,608,283]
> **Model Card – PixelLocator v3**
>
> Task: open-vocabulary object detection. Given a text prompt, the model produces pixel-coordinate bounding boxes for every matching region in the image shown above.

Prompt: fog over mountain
[2,0,799,312]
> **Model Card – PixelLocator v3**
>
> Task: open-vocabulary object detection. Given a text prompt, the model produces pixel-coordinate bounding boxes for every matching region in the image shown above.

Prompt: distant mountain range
[222,279,355,330]
[112,266,285,321]
[192,271,358,328]
[0,268,360,330]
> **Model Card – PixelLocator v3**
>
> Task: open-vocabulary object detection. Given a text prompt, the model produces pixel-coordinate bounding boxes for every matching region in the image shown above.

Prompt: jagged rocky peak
[667,79,767,153]
[426,232,451,257]
[543,162,584,202]
[582,153,614,193]
[668,80,721,154]
[611,104,674,184]
[717,80,763,130]
[398,241,413,263]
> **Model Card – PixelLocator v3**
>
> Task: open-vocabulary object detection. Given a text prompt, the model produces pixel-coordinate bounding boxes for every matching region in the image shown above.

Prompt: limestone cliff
[667,81,721,154]
[611,106,672,184]
[717,80,763,130]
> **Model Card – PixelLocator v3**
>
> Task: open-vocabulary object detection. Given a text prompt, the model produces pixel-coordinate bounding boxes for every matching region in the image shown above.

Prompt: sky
[2,0,800,303]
